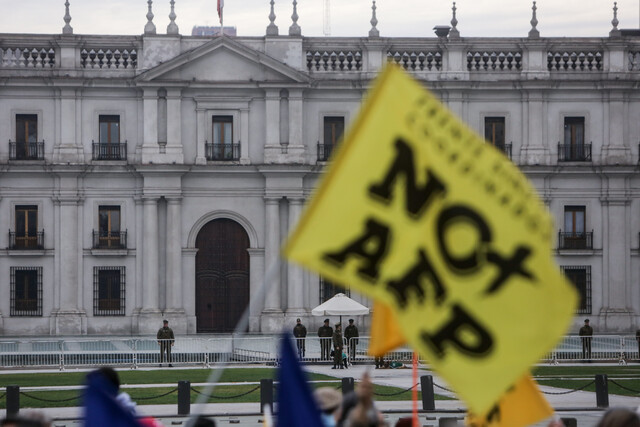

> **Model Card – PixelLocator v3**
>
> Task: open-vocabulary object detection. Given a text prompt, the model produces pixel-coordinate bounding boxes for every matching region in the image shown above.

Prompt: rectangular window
[10,267,43,316]
[564,206,585,234]
[564,117,584,146]
[319,276,350,304]
[484,117,505,147]
[561,266,591,314]
[209,116,236,160]
[16,114,37,143]
[323,116,345,147]
[98,205,122,248]
[99,115,120,144]
[559,205,592,249]
[15,114,39,160]
[94,267,126,316]
[14,205,38,249]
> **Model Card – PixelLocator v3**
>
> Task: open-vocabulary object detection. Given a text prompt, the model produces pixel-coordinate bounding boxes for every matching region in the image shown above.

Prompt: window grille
[10,266,42,316]
[319,276,350,304]
[93,266,126,316]
[561,266,591,314]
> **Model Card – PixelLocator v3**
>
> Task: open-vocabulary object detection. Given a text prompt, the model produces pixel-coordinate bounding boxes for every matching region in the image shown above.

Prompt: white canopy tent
[311,293,370,325]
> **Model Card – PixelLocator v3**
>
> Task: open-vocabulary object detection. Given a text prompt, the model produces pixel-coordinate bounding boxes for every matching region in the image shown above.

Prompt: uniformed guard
[332,323,344,369]
[157,319,175,367]
[579,318,593,361]
[344,318,359,362]
[293,318,307,358]
[318,318,333,361]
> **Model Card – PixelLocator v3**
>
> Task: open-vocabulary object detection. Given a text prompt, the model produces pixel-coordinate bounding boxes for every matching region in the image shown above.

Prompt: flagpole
[412,351,419,427]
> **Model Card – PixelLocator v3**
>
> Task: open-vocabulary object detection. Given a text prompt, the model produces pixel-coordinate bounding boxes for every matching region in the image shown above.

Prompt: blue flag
[277,332,324,427]
[82,370,142,427]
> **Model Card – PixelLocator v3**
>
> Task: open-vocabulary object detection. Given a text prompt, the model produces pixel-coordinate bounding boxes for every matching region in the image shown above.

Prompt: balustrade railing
[387,50,442,71]
[548,51,603,71]
[92,141,127,161]
[306,50,362,71]
[467,51,522,71]
[558,143,592,162]
[317,143,335,161]
[80,48,138,69]
[205,143,240,161]
[8,230,44,250]
[0,47,55,68]
[92,230,127,249]
[9,141,45,160]
[558,231,593,250]
[494,142,512,159]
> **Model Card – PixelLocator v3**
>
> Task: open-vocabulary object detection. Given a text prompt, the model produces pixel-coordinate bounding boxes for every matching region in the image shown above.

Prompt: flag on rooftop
[284,64,578,415]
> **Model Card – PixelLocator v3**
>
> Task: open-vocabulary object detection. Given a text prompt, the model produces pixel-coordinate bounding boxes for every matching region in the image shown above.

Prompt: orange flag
[368,301,406,356]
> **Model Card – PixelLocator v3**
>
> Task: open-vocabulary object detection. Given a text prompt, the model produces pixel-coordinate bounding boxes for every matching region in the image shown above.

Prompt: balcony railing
[494,142,512,159]
[9,141,44,160]
[317,143,335,161]
[558,231,593,250]
[558,143,592,162]
[8,230,44,250]
[205,143,240,161]
[92,141,127,161]
[92,230,127,249]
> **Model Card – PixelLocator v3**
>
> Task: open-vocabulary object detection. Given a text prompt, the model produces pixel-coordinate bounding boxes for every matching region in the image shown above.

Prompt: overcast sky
[0,0,639,38]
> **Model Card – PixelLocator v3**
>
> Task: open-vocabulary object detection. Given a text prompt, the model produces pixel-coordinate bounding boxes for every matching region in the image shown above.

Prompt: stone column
[602,90,630,164]
[602,196,633,330]
[240,108,250,164]
[520,91,548,165]
[142,197,160,315]
[195,108,207,165]
[141,88,159,162]
[286,198,305,316]
[287,89,305,163]
[53,89,82,163]
[248,248,266,332]
[262,197,283,331]
[165,88,184,163]
[263,89,282,163]
[165,197,184,316]
[51,192,86,334]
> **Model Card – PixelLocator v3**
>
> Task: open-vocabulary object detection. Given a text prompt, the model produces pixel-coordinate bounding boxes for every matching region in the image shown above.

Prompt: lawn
[0,368,446,409]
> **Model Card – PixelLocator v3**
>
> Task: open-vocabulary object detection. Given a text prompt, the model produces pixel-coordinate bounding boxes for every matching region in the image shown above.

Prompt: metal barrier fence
[1,335,638,370]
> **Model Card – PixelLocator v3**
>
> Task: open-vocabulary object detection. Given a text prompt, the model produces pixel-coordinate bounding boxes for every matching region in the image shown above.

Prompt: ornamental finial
[610,2,621,37]
[144,0,156,35]
[167,0,179,34]
[369,1,379,38]
[449,2,460,39]
[267,0,279,36]
[528,1,539,38]
[63,0,73,34]
[289,0,301,36]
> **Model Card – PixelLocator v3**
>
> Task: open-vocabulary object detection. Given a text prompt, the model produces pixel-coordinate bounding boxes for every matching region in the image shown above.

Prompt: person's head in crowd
[596,408,640,427]
[97,366,120,392]
[315,386,342,426]
[192,415,217,427]
[1,411,51,427]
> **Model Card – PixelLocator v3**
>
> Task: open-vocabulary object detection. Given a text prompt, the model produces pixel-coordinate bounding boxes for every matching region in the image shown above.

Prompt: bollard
[7,385,20,417]
[439,417,460,427]
[177,380,190,415]
[421,375,435,410]
[561,418,577,427]
[342,377,354,395]
[260,379,274,414]
[595,374,609,408]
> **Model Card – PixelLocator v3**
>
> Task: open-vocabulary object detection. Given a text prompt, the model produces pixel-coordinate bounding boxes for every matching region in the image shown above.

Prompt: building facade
[1,1,640,336]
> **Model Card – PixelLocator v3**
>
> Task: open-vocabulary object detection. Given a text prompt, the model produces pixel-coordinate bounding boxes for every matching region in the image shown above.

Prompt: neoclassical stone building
[1,1,640,335]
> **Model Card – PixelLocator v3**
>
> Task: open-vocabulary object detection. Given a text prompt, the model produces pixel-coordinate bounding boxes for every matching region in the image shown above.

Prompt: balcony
[205,143,240,161]
[558,143,592,162]
[92,141,127,161]
[9,230,44,250]
[92,230,127,249]
[494,142,512,159]
[317,143,335,162]
[9,141,44,160]
[558,231,593,250]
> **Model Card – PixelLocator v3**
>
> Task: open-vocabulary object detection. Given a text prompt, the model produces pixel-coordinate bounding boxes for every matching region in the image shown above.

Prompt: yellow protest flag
[466,374,554,427]
[284,65,578,414]
[369,301,406,356]
[370,302,554,427]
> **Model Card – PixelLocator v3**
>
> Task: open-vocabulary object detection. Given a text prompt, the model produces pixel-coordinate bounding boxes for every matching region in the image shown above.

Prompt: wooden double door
[195,219,250,332]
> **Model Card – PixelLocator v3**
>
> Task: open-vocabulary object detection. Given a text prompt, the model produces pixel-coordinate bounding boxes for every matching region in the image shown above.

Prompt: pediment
[136,37,309,84]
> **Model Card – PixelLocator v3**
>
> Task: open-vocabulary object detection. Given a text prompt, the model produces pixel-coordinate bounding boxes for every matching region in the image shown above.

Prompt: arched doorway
[195,218,250,332]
